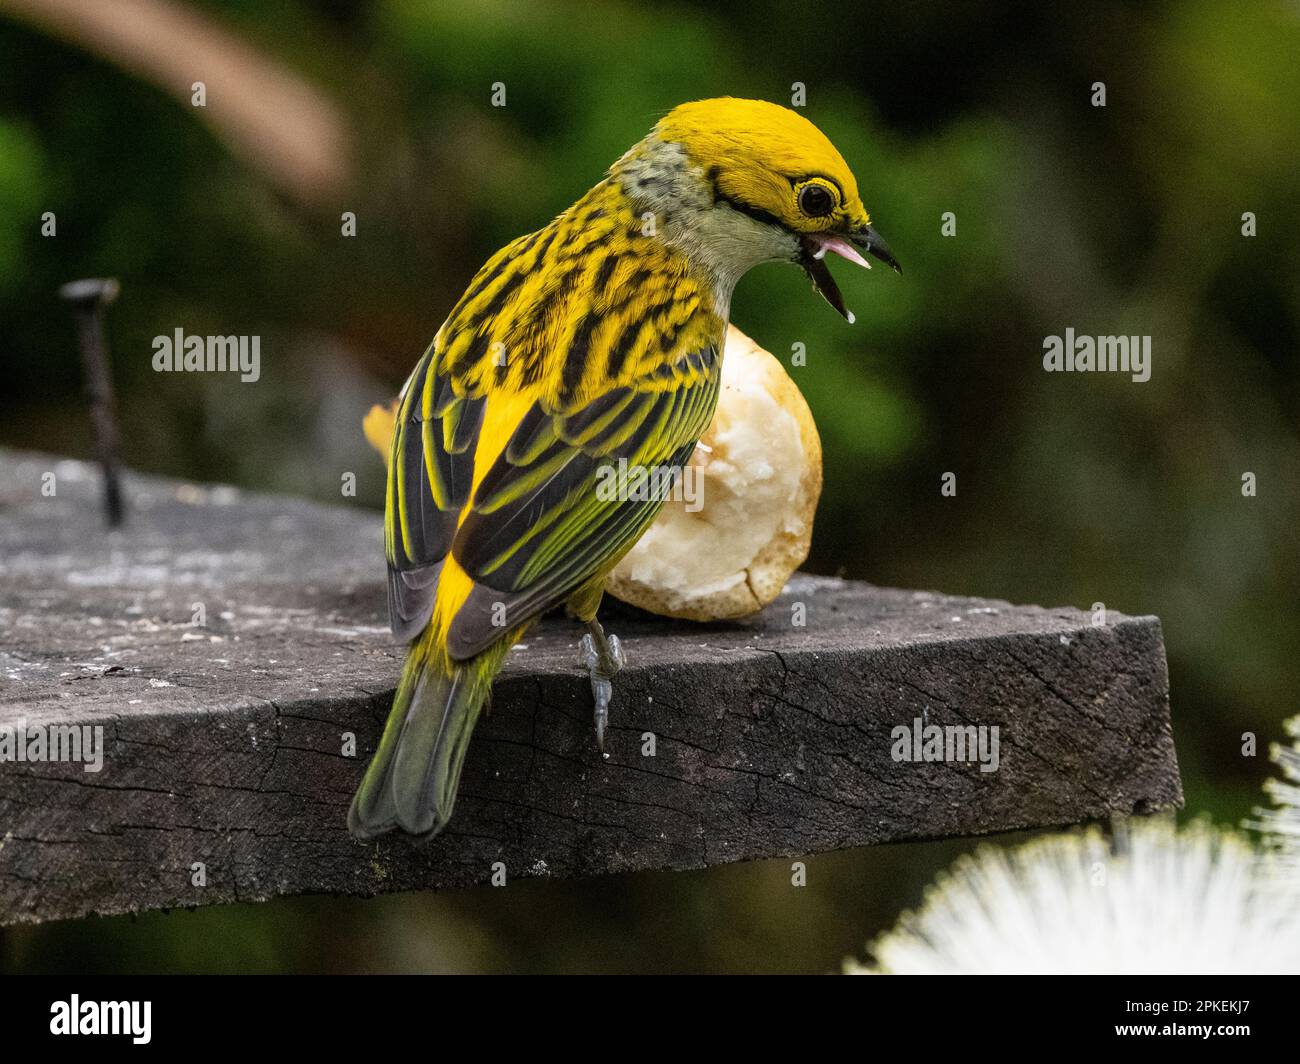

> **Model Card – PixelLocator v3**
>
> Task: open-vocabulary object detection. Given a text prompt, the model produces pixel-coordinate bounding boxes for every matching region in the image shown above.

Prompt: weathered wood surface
[0,449,1181,925]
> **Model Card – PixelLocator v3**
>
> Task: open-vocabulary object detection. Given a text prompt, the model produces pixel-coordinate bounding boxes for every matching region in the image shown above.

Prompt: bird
[348,97,900,840]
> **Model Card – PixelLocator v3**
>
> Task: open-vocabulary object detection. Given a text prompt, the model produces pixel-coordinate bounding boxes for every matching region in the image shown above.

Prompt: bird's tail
[348,630,495,840]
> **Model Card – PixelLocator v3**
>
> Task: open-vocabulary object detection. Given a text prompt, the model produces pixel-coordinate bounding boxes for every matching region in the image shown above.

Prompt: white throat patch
[615,136,798,317]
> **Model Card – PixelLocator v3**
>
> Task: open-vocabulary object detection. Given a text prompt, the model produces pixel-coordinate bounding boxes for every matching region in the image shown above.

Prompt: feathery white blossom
[848,818,1300,975]
[1254,714,1300,885]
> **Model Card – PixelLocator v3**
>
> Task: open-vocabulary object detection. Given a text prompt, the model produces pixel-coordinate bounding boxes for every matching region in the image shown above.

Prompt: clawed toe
[578,633,600,672]
[579,624,626,756]
[606,633,626,672]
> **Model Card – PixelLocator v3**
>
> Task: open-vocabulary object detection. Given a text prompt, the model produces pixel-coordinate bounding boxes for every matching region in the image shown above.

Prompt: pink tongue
[812,233,871,269]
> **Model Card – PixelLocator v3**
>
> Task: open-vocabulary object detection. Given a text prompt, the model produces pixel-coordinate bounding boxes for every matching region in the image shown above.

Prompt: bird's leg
[578,617,625,755]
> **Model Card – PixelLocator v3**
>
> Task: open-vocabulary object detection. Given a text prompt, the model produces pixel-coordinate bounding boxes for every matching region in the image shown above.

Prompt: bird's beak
[798,223,901,323]
[850,224,902,274]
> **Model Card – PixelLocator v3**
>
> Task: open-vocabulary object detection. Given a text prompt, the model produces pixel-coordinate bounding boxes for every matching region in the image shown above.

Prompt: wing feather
[385,342,478,638]
[445,350,720,659]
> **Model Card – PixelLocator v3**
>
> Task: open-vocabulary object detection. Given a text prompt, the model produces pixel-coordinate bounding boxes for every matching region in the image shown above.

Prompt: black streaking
[560,311,601,401]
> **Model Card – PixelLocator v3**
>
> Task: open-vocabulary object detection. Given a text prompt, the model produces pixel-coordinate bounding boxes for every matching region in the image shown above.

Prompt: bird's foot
[578,622,625,757]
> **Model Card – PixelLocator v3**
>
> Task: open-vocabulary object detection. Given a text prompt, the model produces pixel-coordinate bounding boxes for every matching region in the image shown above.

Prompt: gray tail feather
[348,655,486,840]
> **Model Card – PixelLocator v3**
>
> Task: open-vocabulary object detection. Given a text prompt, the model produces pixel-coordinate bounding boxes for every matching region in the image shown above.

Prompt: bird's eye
[797,182,835,218]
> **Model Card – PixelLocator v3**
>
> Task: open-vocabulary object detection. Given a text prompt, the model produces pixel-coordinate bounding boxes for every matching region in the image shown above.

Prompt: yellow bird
[348,97,900,839]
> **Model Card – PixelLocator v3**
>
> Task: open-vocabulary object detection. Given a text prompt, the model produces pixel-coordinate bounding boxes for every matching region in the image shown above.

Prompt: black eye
[798,183,835,217]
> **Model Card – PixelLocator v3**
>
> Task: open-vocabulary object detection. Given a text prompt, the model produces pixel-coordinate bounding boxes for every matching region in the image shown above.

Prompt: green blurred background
[1,0,1297,972]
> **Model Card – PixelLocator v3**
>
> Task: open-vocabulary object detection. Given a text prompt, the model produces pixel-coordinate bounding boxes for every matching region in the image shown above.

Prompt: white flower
[1254,715,1300,884]
[847,818,1300,974]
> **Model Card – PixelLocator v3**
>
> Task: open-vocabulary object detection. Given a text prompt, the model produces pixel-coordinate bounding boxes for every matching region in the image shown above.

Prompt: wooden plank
[0,450,1181,924]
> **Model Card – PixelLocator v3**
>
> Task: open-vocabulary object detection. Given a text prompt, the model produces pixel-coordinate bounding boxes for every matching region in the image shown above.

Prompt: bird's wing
[384,339,485,639]
[384,229,546,639]
[442,346,721,660]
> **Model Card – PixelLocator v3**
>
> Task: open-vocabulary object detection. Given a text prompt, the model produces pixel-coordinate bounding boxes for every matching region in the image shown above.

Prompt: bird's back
[437,177,724,408]
[385,175,728,660]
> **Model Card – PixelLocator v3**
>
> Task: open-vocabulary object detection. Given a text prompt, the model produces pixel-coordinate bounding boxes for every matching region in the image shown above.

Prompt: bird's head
[620,97,900,321]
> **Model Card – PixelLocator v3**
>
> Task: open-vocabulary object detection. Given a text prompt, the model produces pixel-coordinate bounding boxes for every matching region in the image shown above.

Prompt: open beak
[798,224,901,323]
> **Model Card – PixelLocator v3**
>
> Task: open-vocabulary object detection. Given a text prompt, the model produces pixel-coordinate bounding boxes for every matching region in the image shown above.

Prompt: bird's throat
[613,135,797,316]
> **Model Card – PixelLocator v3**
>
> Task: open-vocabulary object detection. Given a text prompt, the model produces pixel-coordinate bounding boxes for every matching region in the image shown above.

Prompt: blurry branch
[0,0,352,206]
